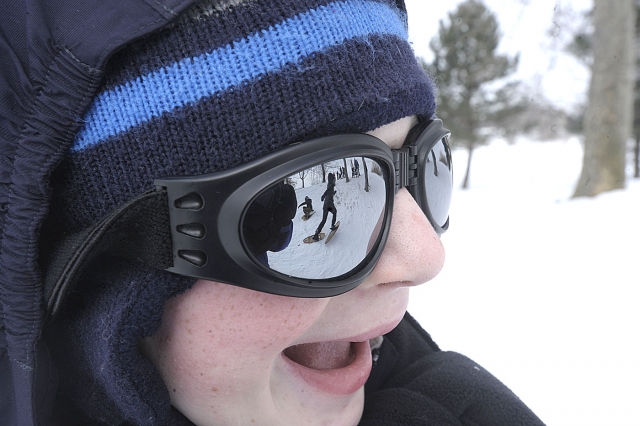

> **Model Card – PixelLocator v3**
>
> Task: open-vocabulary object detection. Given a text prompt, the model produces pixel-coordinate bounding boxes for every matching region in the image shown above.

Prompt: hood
[0,2,195,424]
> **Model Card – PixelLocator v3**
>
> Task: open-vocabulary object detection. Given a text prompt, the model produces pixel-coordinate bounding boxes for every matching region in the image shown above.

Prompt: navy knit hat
[45,0,436,424]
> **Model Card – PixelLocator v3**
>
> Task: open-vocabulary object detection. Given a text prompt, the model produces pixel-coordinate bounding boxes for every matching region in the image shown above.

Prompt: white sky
[404,0,593,111]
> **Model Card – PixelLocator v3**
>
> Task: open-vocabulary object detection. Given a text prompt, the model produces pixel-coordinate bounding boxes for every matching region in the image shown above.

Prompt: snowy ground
[408,136,640,426]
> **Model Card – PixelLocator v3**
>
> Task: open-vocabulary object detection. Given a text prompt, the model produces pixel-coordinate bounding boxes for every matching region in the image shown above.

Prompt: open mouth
[283,341,356,370]
[280,339,372,395]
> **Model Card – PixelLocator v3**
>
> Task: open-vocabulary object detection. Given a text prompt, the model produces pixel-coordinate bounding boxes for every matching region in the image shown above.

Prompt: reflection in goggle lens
[243,157,388,280]
[424,137,452,228]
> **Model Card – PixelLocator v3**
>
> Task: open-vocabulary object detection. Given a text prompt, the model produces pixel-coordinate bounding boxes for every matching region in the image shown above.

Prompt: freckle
[209,330,212,333]
[188,340,192,344]
[251,420,255,423]
[187,328,192,335]
[219,313,224,320]
[211,387,218,392]
[200,373,204,376]
[185,319,190,324]
[290,305,295,310]
[172,388,176,393]
[230,304,234,310]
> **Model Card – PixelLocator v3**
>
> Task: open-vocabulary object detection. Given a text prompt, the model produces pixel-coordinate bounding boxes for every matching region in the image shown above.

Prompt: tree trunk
[573,0,635,197]
[343,158,350,183]
[299,170,306,188]
[635,136,640,178]
[362,157,369,192]
[321,163,326,183]
[462,146,473,190]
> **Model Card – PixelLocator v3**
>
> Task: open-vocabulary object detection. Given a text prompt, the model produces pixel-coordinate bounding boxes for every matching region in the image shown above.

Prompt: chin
[296,387,365,426]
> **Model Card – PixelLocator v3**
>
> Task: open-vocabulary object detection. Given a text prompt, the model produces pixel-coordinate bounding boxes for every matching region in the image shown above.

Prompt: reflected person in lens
[312,172,338,241]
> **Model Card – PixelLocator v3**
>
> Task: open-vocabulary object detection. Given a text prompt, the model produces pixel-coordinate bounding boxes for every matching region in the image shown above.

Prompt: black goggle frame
[154,118,451,298]
[43,119,451,318]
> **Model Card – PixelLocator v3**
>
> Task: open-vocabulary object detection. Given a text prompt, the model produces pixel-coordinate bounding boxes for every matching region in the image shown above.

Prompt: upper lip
[287,316,404,348]
[342,317,403,343]
[285,283,410,348]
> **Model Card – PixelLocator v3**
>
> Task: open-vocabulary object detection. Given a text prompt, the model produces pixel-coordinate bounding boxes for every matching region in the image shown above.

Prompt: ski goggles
[44,118,451,314]
[154,118,452,297]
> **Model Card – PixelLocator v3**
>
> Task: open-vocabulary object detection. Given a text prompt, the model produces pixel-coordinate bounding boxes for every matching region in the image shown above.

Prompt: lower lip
[281,340,373,395]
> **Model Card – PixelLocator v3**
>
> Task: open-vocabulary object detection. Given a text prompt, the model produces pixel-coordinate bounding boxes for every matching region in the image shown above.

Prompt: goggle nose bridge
[393,145,419,194]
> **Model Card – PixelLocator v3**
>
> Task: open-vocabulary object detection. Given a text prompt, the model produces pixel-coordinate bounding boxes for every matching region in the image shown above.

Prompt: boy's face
[142,116,445,426]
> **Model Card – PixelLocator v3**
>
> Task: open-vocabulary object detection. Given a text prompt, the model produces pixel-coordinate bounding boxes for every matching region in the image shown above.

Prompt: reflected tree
[298,169,307,188]
[342,158,350,183]
[362,157,370,192]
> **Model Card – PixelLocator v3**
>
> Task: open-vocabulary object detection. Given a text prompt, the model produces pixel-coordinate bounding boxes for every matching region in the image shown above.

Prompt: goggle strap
[392,145,419,193]
[42,189,173,319]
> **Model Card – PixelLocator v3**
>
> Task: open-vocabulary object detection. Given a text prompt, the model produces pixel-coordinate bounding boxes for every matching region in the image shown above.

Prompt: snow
[408,136,640,426]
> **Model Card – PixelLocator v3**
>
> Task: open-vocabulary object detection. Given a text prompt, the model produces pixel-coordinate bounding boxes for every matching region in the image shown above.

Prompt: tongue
[284,341,354,370]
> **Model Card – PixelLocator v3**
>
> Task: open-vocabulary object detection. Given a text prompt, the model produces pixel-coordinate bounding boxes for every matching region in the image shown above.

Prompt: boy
[0,0,545,425]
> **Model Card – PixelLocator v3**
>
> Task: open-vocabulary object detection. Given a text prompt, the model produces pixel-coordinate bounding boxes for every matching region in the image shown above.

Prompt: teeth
[284,341,354,370]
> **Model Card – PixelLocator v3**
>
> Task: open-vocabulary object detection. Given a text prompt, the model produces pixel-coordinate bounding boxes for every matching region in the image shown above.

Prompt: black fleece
[361,314,546,426]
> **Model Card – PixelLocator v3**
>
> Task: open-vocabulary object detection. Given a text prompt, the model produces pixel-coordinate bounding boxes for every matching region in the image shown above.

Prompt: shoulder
[360,313,545,426]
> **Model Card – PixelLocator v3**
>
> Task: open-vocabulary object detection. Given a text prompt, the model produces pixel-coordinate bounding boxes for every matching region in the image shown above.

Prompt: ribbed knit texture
[44,0,437,424]
[50,0,435,231]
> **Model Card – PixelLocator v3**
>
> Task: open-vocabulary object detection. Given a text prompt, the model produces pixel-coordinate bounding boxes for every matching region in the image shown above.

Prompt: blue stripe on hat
[73,0,408,152]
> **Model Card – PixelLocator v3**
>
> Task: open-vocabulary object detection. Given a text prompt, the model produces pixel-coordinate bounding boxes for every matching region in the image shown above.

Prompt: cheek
[147,280,328,397]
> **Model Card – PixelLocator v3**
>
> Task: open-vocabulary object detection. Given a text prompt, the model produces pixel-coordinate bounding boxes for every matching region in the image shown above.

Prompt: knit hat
[44,0,436,424]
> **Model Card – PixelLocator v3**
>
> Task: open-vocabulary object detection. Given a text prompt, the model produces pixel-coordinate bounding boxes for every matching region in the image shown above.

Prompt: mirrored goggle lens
[242,156,388,280]
[424,136,453,228]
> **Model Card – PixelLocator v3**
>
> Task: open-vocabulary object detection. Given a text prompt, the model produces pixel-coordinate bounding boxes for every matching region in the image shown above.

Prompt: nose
[364,188,445,287]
